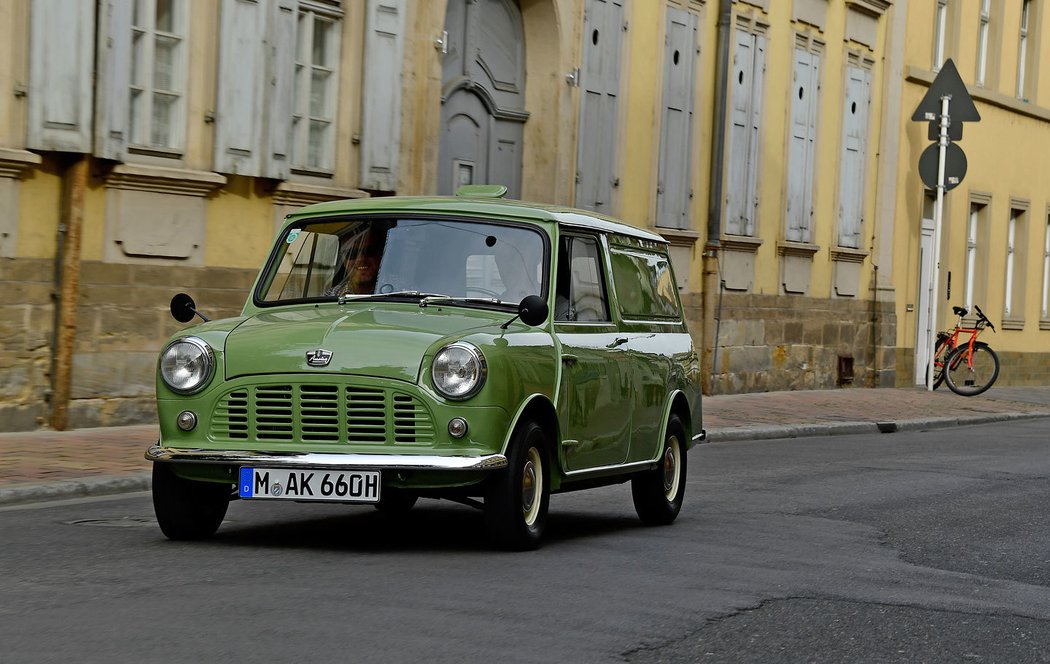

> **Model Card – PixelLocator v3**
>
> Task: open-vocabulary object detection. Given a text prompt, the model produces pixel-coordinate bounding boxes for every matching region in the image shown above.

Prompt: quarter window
[130,0,186,150]
[609,247,681,320]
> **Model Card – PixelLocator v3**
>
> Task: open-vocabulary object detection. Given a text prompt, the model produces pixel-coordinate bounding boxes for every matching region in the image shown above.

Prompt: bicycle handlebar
[973,304,996,332]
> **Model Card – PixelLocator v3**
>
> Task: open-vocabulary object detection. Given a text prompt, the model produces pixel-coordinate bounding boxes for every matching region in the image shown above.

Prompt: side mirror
[518,295,549,327]
[170,293,208,323]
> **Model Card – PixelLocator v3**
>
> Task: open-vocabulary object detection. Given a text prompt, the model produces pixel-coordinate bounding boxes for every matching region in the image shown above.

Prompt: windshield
[257,217,549,306]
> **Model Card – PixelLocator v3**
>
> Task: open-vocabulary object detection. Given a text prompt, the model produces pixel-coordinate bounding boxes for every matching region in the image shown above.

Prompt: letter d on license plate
[239,467,380,503]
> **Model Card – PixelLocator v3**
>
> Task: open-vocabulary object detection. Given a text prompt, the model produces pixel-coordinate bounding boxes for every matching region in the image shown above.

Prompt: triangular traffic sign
[911,59,981,122]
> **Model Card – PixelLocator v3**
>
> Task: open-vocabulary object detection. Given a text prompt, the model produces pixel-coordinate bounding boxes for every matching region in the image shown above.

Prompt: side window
[609,247,681,319]
[555,235,610,323]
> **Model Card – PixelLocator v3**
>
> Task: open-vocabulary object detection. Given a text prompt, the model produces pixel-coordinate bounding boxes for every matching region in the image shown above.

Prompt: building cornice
[0,148,42,179]
[105,163,227,197]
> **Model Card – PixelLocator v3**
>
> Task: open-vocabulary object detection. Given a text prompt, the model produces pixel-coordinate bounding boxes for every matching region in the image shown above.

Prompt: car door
[554,232,632,471]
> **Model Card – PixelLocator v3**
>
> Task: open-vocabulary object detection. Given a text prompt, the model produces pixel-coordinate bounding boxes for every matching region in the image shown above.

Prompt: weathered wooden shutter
[214,0,268,175]
[786,46,820,243]
[726,28,764,236]
[94,0,133,161]
[264,0,297,179]
[27,0,95,152]
[656,8,697,230]
[360,0,406,191]
[837,65,871,248]
[575,0,625,212]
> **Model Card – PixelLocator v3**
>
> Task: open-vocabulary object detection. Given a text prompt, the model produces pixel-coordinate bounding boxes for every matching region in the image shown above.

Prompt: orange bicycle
[928,305,1000,396]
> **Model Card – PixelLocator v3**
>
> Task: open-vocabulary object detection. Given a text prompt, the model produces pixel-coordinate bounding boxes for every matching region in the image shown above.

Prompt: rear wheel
[152,462,231,540]
[632,414,687,526]
[484,421,550,550]
[926,336,951,389]
[944,342,1000,396]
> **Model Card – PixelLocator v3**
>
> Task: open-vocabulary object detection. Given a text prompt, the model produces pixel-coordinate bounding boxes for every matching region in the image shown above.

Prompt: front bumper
[146,444,508,471]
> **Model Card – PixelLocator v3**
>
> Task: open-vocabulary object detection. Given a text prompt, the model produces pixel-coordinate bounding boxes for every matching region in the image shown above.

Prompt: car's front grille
[210,383,435,445]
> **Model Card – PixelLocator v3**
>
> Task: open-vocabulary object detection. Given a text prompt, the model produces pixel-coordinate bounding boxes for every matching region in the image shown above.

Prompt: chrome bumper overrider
[146,445,508,471]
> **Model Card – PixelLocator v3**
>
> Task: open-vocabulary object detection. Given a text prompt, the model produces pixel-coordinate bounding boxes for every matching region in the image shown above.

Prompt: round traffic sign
[919,142,967,191]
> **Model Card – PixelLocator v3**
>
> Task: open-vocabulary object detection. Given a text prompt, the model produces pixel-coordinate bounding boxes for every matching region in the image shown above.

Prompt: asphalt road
[3,419,1050,663]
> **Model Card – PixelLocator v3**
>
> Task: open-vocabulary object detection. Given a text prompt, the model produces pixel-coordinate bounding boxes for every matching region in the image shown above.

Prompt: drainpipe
[50,155,89,431]
[702,0,733,395]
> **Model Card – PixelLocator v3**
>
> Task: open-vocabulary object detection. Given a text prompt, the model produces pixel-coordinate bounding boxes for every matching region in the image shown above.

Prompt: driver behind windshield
[324,230,383,297]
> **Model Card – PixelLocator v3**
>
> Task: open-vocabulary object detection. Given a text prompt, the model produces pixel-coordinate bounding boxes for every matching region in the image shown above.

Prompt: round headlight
[431,342,487,400]
[160,337,215,394]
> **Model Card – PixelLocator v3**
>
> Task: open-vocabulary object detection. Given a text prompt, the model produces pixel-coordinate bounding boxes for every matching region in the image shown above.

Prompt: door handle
[561,353,578,365]
[607,337,628,349]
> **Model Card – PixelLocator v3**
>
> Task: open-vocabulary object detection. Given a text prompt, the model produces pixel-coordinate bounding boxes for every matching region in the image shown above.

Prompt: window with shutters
[725,21,766,237]
[1017,0,1038,101]
[656,6,698,230]
[130,0,188,152]
[1004,204,1028,326]
[292,3,342,172]
[1042,211,1050,322]
[933,0,949,69]
[976,0,992,87]
[785,37,821,245]
[964,199,990,313]
[836,56,872,250]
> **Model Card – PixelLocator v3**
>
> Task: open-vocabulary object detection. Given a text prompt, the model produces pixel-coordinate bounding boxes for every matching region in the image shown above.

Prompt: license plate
[238,467,380,503]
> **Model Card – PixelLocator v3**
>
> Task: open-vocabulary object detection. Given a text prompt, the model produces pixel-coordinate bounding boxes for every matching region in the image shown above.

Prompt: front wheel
[944,342,1000,396]
[152,462,231,540]
[632,414,687,526]
[484,421,550,550]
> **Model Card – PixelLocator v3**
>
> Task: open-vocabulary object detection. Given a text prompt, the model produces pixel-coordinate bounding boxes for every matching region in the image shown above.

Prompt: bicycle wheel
[925,337,950,389]
[944,342,1000,396]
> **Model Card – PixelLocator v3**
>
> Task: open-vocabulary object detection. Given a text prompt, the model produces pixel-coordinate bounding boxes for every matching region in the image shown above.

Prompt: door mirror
[518,295,549,327]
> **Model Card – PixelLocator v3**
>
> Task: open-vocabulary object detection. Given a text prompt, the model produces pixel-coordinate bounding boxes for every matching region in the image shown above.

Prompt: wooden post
[50,155,89,431]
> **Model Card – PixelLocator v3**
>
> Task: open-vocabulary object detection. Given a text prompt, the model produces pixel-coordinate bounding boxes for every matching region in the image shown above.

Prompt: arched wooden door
[439,0,527,198]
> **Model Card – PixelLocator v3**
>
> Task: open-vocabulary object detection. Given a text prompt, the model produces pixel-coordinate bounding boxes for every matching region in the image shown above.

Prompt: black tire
[484,421,550,551]
[152,462,231,540]
[926,336,950,390]
[944,342,1000,396]
[632,414,687,526]
[373,488,418,514]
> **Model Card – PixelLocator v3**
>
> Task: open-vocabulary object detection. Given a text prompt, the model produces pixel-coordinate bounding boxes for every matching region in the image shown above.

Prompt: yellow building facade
[892,0,1050,387]
[6,0,1039,432]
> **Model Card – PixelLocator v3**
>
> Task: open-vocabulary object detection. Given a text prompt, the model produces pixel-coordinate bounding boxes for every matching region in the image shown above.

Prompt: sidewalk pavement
[2,385,1049,507]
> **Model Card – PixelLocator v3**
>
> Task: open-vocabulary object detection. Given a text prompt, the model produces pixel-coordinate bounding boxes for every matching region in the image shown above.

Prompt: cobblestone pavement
[1,386,1048,504]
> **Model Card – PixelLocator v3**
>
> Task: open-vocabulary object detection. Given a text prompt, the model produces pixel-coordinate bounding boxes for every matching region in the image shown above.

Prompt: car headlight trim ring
[160,336,215,395]
[431,342,487,400]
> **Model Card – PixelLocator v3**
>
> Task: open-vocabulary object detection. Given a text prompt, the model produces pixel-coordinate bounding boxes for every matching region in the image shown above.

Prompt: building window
[1005,207,1027,321]
[934,0,949,69]
[965,202,988,311]
[292,5,341,172]
[1042,212,1050,319]
[1017,0,1034,99]
[725,22,767,237]
[130,0,187,150]
[976,0,991,85]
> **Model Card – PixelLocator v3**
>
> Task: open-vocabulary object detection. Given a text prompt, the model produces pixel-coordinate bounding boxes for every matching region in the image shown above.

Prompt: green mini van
[147,186,703,549]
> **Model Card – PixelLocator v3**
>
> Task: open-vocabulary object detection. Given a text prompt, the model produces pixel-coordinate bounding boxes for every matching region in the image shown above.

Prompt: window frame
[291,2,343,174]
[128,0,188,153]
[554,233,612,325]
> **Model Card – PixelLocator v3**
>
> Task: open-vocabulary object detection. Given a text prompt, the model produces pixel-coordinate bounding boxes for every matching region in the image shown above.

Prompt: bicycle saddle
[952,306,968,317]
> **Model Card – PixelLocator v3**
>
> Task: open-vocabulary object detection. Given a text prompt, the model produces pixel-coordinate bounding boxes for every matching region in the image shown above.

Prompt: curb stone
[0,473,151,507]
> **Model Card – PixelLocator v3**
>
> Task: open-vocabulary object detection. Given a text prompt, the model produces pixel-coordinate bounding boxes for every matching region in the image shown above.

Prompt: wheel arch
[503,393,561,490]
[660,390,693,450]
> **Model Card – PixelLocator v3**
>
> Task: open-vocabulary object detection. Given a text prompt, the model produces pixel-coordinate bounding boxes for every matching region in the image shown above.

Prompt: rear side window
[609,247,680,319]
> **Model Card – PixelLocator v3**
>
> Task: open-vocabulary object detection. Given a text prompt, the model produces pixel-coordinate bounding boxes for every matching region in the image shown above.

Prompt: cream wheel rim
[522,447,543,526]
[662,436,681,501]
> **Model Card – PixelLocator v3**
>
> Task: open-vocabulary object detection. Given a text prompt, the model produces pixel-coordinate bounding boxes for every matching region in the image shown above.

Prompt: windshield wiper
[419,295,510,308]
[338,290,450,304]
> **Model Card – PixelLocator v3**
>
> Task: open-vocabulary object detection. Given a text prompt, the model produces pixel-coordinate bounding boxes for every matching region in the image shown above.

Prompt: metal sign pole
[926,94,951,391]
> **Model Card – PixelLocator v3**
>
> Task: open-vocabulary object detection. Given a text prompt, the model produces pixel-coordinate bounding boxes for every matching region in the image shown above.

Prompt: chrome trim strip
[146,445,508,471]
[563,459,656,478]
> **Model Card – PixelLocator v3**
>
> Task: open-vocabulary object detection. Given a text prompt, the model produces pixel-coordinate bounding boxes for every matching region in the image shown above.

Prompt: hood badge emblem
[306,349,333,367]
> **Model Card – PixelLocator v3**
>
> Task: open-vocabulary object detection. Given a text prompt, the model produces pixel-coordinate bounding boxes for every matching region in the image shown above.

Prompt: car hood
[224,304,504,382]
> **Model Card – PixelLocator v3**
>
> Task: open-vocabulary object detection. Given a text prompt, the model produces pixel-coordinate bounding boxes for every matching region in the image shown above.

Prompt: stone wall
[700,293,898,395]
[896,346,1050,388]
[0,257,256,432]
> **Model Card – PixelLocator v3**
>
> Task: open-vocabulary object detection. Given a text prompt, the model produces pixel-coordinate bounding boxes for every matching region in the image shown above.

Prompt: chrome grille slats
[209,382,434,445]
